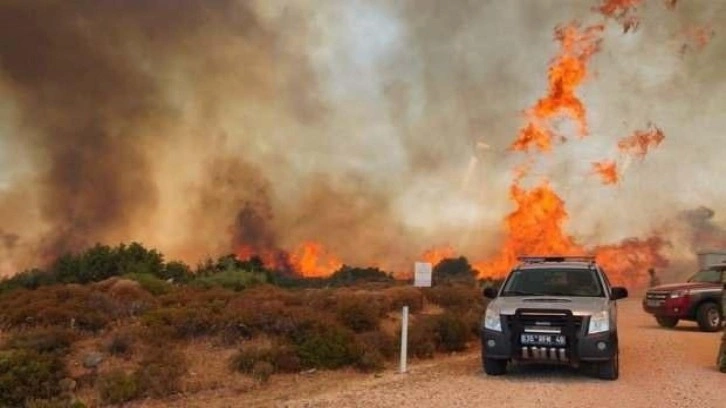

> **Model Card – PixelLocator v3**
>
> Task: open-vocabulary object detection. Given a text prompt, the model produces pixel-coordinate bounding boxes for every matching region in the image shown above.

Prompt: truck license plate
[520,334,566,346]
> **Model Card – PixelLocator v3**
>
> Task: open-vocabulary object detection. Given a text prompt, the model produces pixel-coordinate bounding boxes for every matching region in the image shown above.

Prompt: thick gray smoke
[0,0,724,276]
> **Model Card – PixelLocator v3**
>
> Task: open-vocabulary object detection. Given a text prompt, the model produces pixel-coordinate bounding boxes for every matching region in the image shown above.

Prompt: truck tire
[656,317,679,328]
[597,349,619,380]
[483,357,507,376]
[696,302,722,332]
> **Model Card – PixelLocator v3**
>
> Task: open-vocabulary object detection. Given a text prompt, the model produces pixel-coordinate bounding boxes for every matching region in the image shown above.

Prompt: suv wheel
[696,302,722,332]
[483,357,507,376]
[597,349,619,380]
[656,316,679,328]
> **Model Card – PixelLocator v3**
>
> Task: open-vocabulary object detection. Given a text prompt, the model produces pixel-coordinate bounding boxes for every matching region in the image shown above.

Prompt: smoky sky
[0,0,724,275]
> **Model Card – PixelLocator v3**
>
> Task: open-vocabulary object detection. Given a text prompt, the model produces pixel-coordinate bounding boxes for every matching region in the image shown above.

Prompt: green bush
[0,349,67,406]
[97,369,139,405]
[134,346,187,398]
[191,269,268,291]
[122,273,170,296]
[292,324,358,369]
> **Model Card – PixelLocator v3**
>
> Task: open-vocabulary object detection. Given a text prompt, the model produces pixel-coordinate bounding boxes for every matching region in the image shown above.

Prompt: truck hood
[490,296,608,316]
[648,282,721,292]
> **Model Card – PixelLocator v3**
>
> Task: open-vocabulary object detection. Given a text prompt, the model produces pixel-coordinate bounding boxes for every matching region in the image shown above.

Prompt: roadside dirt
[133,299,725,408]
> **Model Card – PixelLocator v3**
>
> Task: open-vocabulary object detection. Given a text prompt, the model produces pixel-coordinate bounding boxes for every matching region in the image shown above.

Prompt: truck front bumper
[481,329,617,363]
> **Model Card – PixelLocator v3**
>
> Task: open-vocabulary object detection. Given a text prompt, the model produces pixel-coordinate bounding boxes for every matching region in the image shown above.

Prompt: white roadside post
[400,305,409,374]
[400,262,433,374]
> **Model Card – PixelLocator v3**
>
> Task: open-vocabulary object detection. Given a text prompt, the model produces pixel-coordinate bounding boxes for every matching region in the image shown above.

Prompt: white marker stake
[400,305,409,374]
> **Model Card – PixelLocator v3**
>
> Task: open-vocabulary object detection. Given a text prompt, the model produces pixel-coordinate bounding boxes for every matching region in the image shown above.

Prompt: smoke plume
[0,0,724,277]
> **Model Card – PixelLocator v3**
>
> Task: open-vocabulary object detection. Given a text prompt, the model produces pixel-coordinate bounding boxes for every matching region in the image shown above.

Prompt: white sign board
[414,262,432,287]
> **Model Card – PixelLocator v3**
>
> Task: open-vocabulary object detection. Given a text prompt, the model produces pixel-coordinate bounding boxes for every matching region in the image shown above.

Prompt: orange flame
[617,124,665,159]
[289,241,343,278]
[594,0,643,33]
[681,24,715,54]
[477,21,668,288]
[511,23,603,153]
[421,245,457,267]
[595,0,642,17]
[592,160,619,185]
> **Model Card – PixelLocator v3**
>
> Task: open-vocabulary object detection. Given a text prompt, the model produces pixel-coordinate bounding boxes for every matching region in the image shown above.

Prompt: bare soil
[130,299,725,408]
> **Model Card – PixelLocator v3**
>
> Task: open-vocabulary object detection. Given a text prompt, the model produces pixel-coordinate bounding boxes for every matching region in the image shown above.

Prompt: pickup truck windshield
[500,268,605,297]
[688,269,723,283]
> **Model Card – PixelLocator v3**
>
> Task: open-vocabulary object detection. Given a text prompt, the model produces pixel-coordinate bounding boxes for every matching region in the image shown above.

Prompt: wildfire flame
[594,0,643,33]
[617,124,665,160]
[511,23,603,152]
[289,241,343,278]
[680,24,715,55]
[235,241,341,278]
[592,160,619,185]
[476,21,668,286]
[421,245,457,267]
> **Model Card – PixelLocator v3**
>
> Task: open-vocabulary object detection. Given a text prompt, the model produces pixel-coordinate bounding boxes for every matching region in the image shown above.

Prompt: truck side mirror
[483,287,498,299]
[611,286,628,300]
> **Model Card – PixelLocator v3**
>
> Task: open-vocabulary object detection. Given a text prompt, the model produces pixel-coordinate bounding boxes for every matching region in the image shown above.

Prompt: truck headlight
[669,290,689,298]
[484,306,502,332]
[587,310,609,334]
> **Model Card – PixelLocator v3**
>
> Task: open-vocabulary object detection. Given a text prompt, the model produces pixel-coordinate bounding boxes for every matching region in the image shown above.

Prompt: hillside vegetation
[0,242,496,407]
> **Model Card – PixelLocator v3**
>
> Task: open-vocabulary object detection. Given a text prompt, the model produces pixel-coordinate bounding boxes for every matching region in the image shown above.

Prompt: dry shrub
[335,296,382,333]
[434,312,472,352]
[423,285,482,312]
[384,286,424,313]
[142,306,222,339]
[251,361,274,383]
[134,345,187,398]
[356,330,396,359]
[4,328,77,355]
[97,369,138,405]
[104,330,135,357]
[406,317,437,359]
[0,285,117,332]
[230,342,301,375]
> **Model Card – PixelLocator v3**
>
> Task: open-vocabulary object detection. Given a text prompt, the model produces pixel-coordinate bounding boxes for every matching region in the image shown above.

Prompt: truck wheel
[696,302,722,332]
[597,349,619,380]
[656,317,679,328]
[483,357,507,376]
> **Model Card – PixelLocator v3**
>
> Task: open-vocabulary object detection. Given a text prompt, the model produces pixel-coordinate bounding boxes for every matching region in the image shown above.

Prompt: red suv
[642,264,724,332]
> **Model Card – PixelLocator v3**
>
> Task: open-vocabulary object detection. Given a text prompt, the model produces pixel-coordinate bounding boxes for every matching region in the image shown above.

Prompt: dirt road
[235,298,724,408]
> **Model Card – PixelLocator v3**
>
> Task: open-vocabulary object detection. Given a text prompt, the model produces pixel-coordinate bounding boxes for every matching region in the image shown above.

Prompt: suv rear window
[501,268,605,297]
[688,269,724,283]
